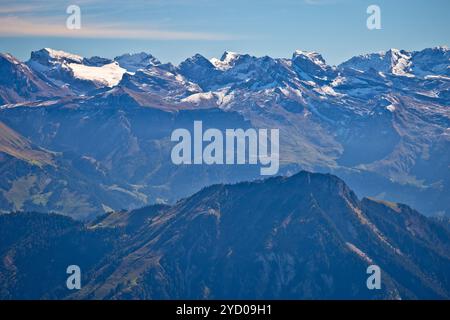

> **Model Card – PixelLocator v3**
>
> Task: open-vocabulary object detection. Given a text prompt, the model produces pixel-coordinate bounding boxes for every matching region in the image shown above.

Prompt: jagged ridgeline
[0,47,449,218]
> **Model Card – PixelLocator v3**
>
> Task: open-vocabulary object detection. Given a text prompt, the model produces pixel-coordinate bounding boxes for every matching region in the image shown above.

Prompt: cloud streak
[0,16,233,40]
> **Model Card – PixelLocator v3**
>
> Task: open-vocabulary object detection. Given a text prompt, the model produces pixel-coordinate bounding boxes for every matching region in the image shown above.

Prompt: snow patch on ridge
[293,50,327,68]
[68,62,127,87]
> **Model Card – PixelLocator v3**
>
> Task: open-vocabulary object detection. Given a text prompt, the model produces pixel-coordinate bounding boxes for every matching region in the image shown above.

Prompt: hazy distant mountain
[1,172,449,299]
[0,46,449,218]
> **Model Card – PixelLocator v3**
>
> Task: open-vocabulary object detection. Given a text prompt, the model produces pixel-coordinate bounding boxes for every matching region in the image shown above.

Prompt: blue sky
[0,0,449,65]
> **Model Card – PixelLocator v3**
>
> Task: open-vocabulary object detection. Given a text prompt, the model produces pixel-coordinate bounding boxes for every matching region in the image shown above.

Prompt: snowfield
[68,62,128,87]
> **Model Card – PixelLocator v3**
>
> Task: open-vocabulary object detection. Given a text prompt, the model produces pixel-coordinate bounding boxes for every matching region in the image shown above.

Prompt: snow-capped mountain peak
[114,52,161,72]
[339,47,450,79]
[26,48,128,90]
[339,48,414,77]
[43,48,83,63]
[385,49,413,77]
[180,53,214,68]
[220,51,240,62]
[27,48,84,72]
[292,50,328,67]
[1,46,450,220]
[210,51,241,70]
[0,53,21,65]
[291,50,334,80]
[7,45,449,104]
[411,46,450,78]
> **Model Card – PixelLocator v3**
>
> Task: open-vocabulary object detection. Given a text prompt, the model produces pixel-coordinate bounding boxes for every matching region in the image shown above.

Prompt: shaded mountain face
[0,46,449,218]
[0,53,70,105]
[0,212,119,299]
[1,172,449,299]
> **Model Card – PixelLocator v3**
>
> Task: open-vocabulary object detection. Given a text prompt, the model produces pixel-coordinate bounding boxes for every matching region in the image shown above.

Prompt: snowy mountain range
[0,46,449,218]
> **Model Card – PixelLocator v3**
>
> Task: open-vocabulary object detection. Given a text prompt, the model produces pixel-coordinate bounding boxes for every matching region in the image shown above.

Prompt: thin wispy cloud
[0,16,232,40]
[0,0,235,40]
